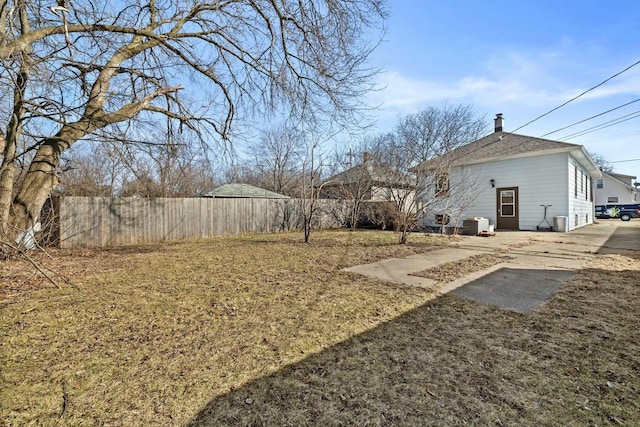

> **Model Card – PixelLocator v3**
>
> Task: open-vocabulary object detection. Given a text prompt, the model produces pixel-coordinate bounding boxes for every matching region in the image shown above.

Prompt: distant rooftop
[324,162,414,188]
[202,183,290,199]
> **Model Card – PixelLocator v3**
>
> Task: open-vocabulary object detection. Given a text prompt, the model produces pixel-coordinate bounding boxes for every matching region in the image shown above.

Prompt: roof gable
[602,172,638,192]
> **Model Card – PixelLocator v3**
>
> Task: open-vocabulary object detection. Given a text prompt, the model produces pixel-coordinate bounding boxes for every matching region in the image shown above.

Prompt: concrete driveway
[345,220,640,312]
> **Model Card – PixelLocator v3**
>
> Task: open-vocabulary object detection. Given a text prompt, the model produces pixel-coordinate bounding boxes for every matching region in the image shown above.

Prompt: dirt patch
[410,253,513,283]
[0,245,166,298]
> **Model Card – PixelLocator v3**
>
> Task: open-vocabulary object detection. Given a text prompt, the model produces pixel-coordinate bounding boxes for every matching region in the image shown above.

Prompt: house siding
[370,185,391,202]
[469,153,569,231]
[423,152,596,231]
[370,185,415,212]
[594,174,638,205]
[568,156,595,230]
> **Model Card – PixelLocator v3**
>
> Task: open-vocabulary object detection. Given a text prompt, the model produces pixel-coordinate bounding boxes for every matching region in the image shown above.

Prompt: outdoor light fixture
[490,179,495,188]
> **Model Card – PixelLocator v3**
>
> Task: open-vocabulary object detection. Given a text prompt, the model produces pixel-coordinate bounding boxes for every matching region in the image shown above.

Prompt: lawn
[1,230,446,425]
[1,230,639,425]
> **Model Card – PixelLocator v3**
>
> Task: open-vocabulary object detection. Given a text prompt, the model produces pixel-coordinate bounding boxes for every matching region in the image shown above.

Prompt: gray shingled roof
[202,183,290,199]
[414,131,585,170]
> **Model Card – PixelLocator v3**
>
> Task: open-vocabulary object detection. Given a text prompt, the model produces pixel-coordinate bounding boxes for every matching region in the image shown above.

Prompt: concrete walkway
[345,220,640,312]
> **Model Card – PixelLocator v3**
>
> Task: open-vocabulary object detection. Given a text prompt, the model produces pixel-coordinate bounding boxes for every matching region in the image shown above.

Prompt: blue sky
[367,0,640,177]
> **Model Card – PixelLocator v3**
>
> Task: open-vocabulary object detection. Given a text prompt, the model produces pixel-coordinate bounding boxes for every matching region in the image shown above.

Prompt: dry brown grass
[410,253,513,283]
[0,230,446,425]
[1,230,639,426]
[189,253,640,426]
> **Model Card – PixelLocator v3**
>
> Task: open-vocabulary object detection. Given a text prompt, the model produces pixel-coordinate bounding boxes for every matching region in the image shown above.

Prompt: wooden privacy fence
[46,196,347,248]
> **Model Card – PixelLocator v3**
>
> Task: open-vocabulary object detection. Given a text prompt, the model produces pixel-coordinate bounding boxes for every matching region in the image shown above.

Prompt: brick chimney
[494,113,504,132]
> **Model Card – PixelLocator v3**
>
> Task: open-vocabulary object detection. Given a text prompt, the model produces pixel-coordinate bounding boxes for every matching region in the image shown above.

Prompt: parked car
[596,204,640,221]
[618,205,640,221]
[595,205,609,219]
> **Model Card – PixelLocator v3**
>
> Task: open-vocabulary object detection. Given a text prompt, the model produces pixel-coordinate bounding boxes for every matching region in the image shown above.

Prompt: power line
[512,58,640,133]
[558,110,640,140]
[541,98,640,137]
[560,109,640,139]
[608,158,640,164]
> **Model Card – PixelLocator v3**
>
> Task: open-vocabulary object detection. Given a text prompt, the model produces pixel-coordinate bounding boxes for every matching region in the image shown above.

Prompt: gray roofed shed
[202,183,290,199]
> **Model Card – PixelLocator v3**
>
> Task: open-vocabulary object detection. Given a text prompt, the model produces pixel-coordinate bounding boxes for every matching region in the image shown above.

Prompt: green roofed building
[202,183,290,199]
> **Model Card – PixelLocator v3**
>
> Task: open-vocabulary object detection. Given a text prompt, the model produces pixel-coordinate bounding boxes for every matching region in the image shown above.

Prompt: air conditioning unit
[462,217,489,235]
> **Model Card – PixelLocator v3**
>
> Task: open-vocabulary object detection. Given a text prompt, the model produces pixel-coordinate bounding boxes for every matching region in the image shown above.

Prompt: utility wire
[560,109,640,139]
[558,110,640,140]
[559,111,640,140]
[512,58,640,133]
[541,98,640,137]
[608,158,640,164]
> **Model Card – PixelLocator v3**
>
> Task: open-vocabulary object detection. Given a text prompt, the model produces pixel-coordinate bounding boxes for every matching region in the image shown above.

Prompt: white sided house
[415,114,602,232]
[320,154,416,211]
[594,172,638,205]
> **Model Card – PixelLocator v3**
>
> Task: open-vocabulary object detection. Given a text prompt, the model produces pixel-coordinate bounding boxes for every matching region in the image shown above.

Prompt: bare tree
[58,143,124,197]
[223,162,264,188]
[394,104,487,163]
[322,146,375,230]
[375,152,420,244]
[590,152,613,173]
[299,136,323,243]
[0,0,386,248]
[60,131,216,198]
[248,125,305,197]
[428,166,482,235]
[118,137,216,198]
[299,130,349,242]
[371,105,486,243]
[120,170,165,198]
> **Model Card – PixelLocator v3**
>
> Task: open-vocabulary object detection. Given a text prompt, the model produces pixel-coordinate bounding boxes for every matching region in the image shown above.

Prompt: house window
[435,173,450,197]
[580,171,584,194]
[608,196,619,203]
[585,175,588,201]
[500,190,515,217]
[574,166,578,197]
[596,179,603,189]
[435,214,450,225]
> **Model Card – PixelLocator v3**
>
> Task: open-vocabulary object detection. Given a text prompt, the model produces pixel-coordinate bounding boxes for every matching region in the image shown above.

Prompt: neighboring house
[594,172,638,205]
[320,154,416,228]
[320,154,415,208]
[202,183,290,199]
[413,114,602,232]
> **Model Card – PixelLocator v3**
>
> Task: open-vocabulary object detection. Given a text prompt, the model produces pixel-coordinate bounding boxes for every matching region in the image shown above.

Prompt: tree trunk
[350,204,358,231]
[9,123,91,242]
[0,139,17,233]
[10,145,62,240]
[0,11,30,236]
[398,227,409,244]
[304,220,311,243]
